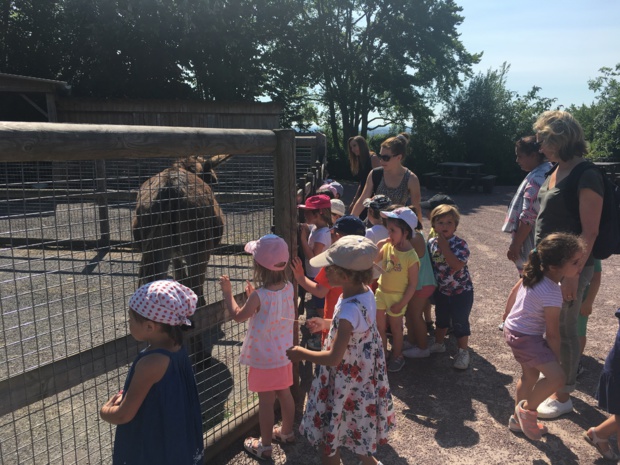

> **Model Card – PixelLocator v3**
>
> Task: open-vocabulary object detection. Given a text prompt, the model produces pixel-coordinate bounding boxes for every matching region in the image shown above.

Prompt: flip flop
[243,437,272,460]
[583,428,620,461]
[272,426,295,443]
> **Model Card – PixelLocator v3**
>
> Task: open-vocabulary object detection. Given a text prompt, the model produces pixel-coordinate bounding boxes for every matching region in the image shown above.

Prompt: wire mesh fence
[0,150,282,464]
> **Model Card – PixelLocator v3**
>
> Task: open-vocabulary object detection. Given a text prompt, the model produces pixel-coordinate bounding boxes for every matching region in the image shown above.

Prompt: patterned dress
[300,291,395,457]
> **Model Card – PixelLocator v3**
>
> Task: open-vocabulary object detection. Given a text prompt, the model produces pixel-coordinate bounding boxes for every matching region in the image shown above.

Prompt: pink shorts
[504,327,557,368]
[413,285,436,300]
[248,364,293,392]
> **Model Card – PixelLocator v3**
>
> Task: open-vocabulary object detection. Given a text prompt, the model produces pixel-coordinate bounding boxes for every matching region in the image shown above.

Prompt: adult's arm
[351,170,375,217]
[561,186,603,301]
[407,173,422,217]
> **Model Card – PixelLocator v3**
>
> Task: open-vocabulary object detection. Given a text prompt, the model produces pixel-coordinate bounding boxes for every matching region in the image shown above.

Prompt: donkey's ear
[204,154,233,170]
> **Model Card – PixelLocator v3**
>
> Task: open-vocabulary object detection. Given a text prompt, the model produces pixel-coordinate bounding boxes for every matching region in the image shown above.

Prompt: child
[286,236,395,465]
[100,280,204,465]
[219,234,296,460]
[428,204,473,370]
[375,206,420,372]
[419,194,456,334]
[583,307,620,460]
[363,194,392,244]
[403,206,437,358]
[291,215,366,347]
[299,194,333,349]
[330,198,346,223]
[503,233,584,441]
[330,181,344,199]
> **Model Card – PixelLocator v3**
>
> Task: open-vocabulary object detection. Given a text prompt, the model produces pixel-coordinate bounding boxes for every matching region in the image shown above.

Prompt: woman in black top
[348,136,380,214]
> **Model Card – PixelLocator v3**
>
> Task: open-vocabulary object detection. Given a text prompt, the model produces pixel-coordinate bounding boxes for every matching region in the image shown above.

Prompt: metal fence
[0,123,300,464]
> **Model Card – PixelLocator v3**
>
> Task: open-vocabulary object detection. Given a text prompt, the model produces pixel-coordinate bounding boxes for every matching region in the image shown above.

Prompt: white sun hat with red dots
[129,280,198,326]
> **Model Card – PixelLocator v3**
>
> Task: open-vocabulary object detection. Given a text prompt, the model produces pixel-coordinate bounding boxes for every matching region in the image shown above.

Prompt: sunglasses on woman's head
[378,154,395,162]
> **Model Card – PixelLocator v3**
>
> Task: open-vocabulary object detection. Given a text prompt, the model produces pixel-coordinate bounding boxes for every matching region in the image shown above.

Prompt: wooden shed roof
[0,73,71,94]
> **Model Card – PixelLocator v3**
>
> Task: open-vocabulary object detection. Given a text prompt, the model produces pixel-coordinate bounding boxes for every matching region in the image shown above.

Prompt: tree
[296,0,480,155]
[588,64,620,160]
[437,63,556,184]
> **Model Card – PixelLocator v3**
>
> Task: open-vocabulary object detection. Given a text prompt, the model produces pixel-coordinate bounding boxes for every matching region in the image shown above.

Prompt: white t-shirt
[336,288,376,333]
[504,276,562,336]
[365,224,389,244]
[305,226,331,278]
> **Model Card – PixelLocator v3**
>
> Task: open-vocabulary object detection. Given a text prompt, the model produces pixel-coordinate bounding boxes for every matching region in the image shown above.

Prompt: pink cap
[129,280,197,326]
[298,194,331,210]
[318,183,338,196]
[244,234,289,270]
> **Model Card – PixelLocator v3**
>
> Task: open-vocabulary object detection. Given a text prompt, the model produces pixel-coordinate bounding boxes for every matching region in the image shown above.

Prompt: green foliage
[436,64,557,184]
[297,0,480,155]
[588,64,620,160]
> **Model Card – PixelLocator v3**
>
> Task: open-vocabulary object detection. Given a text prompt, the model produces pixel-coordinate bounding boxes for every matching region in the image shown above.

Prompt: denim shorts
[434,289,473,338]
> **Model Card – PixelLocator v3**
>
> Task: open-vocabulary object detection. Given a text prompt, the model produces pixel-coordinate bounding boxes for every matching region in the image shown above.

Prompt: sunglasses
[378,154,395,162]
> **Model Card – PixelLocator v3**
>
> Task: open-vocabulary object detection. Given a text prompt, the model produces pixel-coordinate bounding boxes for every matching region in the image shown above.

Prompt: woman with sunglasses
[348,136,381,216]
[351,133,421,219]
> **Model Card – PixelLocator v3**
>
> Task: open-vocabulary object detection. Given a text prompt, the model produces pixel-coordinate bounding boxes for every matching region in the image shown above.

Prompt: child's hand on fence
[286,345,306,362]
[219,275,232,295]
[245,280,254,298]
[306,317,327,334]
[290,257,305,281]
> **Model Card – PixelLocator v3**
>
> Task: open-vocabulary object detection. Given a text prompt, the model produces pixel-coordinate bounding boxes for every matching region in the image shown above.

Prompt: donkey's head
[173,154,233,185]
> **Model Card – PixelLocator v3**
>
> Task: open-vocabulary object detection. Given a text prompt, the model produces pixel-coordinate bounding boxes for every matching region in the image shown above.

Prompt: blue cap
[331,215,366,236]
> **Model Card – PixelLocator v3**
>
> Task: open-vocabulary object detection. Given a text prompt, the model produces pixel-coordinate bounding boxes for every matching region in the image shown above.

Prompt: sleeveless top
[416,232,437,290]
[376,169,411,205]
[239,282,295,369]
[113,347,204,465]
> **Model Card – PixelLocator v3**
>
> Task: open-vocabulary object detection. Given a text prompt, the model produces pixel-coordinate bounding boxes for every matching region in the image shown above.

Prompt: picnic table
[430,162,495,194]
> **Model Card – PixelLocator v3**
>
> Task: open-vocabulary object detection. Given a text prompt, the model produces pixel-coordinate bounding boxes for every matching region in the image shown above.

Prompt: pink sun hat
[298,194,331,210]
[129,280,197,326]
[244,234,289,271]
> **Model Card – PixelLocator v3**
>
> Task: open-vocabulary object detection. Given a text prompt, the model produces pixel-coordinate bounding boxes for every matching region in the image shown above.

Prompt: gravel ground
[210,182,620,465]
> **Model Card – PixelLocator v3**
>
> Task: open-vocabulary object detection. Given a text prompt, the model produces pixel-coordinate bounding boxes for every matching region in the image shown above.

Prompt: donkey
[132,155,230,369]
[132,155,230,307]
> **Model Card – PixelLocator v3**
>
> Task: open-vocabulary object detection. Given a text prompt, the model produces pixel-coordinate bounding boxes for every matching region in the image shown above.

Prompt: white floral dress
[300,292,395,457]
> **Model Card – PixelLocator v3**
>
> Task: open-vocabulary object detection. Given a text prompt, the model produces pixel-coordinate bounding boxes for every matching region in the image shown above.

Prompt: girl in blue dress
[100,280,204,465]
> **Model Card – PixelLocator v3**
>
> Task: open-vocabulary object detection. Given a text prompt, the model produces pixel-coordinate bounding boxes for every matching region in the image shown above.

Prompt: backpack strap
[562,161,599,221]
[371,167,384,196]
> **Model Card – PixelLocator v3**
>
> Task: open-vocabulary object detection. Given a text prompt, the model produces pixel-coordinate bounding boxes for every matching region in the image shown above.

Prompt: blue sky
[455,0,620,108]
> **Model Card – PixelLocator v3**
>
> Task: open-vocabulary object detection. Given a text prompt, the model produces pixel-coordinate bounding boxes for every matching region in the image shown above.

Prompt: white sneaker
[537,397,573,419]
[403,346,431,359]
[453,348,470,370]
[429,342,446,353]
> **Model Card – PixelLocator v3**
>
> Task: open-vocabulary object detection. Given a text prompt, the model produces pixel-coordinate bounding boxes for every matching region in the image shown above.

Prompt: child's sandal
[583,427,620,461]
[272,426,295,443]
[243,437,272,460]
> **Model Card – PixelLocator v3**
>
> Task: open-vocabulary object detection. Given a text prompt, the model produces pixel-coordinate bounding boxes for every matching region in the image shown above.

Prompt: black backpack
[559,161,620,260]
[371,167,384,196]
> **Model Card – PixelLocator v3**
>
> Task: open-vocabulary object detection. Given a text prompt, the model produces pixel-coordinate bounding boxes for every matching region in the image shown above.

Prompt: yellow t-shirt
[377,242,420,294]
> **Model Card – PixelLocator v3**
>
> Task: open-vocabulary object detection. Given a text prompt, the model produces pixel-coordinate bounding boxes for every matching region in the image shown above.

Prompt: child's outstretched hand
[219,275,232,295]
[286,345,306,362]
[245,280,255,298]
[290,256,305,281]
[306,317,328,334]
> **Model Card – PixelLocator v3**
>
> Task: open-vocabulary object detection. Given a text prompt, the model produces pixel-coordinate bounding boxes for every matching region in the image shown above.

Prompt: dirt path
[210,184,620,465]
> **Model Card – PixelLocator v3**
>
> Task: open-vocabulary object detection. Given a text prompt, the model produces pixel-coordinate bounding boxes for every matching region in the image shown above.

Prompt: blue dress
[596,308,620,415]
[113,347,204,465]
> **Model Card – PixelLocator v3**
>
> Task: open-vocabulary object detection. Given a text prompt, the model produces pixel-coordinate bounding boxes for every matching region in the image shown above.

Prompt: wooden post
[272,129,299,398]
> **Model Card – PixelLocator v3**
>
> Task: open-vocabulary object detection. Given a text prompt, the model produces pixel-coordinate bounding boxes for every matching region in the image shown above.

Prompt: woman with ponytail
[501,233,584,441]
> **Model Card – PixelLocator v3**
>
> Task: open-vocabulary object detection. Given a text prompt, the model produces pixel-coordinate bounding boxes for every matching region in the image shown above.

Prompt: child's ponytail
[522,249,544,287]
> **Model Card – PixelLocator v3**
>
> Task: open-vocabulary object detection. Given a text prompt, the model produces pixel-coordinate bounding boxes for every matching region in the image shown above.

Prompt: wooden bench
[480,174,497,194]
[421,171,440,189]
[431,175,471,194]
